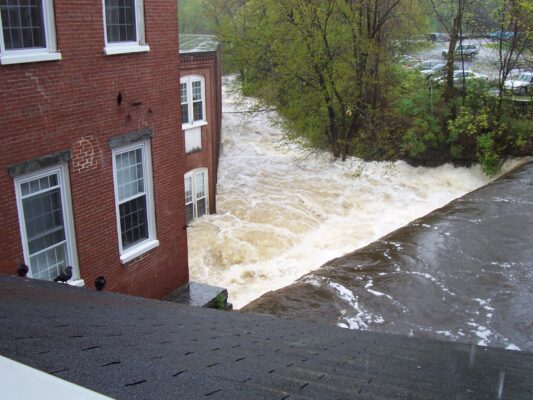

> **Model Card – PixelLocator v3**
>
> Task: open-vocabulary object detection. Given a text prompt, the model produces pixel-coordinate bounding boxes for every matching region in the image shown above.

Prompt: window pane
[186,203,194,224]
[115,148,144,201]
[21,172,68,282]
[192,81,202,101]
[193,101,203,121]
[196,198,206,218]
[185,176,192,203]
[23,187,65,254]
[191,81,203,121]
[195,172,205,198]
[119,195,148,249]
[181,103,189,124]
[185,171,208,222]
[105,0,136,43]
[180,83,188,103]
[29,242,66,281]
[181,83,189,124]
[0,0,46,49]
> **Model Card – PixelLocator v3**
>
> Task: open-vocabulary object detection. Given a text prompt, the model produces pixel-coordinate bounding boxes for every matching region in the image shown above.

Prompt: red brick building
[0,0,189,298]
[179,34,222,223]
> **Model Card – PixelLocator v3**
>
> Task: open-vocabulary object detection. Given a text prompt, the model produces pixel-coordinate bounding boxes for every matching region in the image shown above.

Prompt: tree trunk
[443,9,461,107]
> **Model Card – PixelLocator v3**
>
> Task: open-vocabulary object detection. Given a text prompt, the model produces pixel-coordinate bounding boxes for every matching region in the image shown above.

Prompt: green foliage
[216,0,532,173]
[445,83,527,174]
[214,293,226,310]
[178,0,203,33]
[447,108,501,174]
[506,118,533,148]
[476,133,500,175]
[393,70,447,159]
[218,0,428,160]
[395,71,530,174]
[179,0,217,34]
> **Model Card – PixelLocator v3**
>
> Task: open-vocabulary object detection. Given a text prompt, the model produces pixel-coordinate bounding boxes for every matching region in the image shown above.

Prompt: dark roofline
[1,275,533,399]
[180,50,218,58]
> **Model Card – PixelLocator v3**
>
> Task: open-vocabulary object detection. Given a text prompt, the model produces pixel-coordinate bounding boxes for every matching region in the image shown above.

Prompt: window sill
[0,51,61,65]
[104,44,150,56]
[120,239,159,264]
[182,121,208,131]
[186,147,202,155]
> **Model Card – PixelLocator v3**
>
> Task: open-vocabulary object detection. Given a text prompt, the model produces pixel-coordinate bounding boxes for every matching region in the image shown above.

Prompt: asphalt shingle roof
[0,275,532,399]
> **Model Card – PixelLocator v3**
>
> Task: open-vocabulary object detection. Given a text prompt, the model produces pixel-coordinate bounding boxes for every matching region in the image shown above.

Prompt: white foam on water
[409,271,456,296]
[329,282,384,330]
[436,330,458,338]
[187,76,527,309]
[468,321,493,346]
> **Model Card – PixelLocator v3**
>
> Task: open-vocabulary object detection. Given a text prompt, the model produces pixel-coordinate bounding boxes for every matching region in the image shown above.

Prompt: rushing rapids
[187,77,525,310]
[244,162,533,351]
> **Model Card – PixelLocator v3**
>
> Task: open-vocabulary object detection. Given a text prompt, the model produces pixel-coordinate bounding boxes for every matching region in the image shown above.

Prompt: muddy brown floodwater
[187,77,525,309]
[244,162,533,352]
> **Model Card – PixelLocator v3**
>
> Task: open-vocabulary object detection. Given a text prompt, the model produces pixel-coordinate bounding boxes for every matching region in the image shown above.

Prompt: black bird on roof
[17,263,29,277]
[54,266,73,283]
[95,276,106,291]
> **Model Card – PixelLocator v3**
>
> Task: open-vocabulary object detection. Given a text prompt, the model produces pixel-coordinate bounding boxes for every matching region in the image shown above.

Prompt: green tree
[218,0,423,159]
[179,0,218,33]
[491,0,533,115]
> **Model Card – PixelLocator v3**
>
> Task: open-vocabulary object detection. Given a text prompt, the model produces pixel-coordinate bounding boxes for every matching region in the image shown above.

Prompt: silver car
[435,70,488,86]
[420,63,447,79]
[504,72,533,95]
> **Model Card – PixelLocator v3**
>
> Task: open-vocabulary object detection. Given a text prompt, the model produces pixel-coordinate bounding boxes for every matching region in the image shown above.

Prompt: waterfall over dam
[244,162,533,352]
[188,77,526,311]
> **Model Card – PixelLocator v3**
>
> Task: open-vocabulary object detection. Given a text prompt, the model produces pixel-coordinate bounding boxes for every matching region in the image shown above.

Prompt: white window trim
[0,0,61,65]
[112,140,158,264]
[14,164,79,281]
[102,0,150,56]
[185,168,209,222]
[181,75,207,130]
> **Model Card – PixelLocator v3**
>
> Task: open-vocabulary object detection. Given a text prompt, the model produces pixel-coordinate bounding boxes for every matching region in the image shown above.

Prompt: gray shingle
[0,275,532,399]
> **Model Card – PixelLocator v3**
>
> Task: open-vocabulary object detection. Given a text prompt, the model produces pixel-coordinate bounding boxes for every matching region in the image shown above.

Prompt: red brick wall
[180,51,222,214]
[0,1,188,298]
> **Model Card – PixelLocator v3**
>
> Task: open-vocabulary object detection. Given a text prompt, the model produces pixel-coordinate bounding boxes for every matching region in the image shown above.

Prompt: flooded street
[187,77,524,310]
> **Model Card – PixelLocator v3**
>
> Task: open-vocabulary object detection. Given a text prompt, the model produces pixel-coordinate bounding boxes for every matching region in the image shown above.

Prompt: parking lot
[411,38,531,81]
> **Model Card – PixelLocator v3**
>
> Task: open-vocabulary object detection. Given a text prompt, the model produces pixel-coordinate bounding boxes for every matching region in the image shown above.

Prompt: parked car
[420,63,460,79]
[397,54,421,68]
[429,32,449,42]
[504,71,533,95]
[488,31,515,41]
[415,60,442,71]
[420,63,447,79]
[442,44,479,58]
[435,70,488,86]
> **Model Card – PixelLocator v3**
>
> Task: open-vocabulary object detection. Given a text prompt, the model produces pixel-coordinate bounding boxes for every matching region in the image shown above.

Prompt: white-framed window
[181,75,206,129]
[112,140,158,263]
[0,0,61,65]
[14,164,78,281]
[102,0,149,56]
[184,168,208,223]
